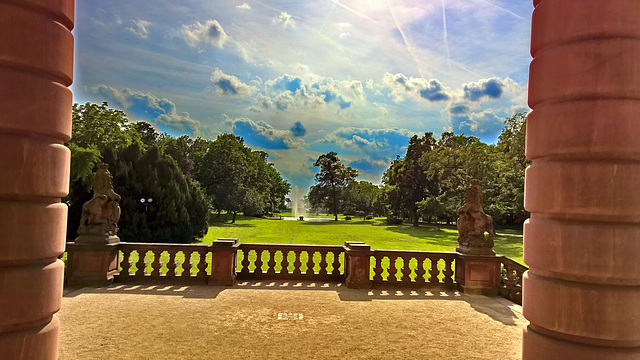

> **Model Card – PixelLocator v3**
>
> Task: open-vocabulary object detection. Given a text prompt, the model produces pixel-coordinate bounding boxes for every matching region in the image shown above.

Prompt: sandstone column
[524,0,640,358]
[0,1,74,359]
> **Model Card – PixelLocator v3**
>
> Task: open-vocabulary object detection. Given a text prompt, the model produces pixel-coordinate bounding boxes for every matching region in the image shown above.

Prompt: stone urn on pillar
[67,163,121,286]
[455,179,499,295]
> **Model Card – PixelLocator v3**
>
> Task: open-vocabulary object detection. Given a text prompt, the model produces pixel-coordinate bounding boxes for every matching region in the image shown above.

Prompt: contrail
[329,0,375,22]
[251,0,302,19]
[477,0,526,21]
[318,0,339,35]
[441,0,452,71]
[386,0,425,78]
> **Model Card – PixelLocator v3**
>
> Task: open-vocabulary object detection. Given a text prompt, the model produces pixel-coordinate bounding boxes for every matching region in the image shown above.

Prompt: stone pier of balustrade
[65,242,120,287]
[455,254,501,296]
[208,238,239,286]
[344,241,372,289]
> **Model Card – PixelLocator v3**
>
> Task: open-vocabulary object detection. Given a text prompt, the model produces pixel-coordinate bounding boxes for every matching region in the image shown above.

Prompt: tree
[344,181,381,219]
[308,152,357,221]
[71,102,138,151]
[384,133,437,226]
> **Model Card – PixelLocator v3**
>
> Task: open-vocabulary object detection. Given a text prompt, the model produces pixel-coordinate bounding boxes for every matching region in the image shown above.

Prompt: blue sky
[72,0,533,187]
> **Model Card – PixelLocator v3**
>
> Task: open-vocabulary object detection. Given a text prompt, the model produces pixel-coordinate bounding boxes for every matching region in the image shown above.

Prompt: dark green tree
[308,152,358,221]
[384,133,437,226]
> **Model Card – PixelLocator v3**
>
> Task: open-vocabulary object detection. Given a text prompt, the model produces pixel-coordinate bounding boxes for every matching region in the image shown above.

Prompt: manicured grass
[103,213,523,278]
[201,213,524,264]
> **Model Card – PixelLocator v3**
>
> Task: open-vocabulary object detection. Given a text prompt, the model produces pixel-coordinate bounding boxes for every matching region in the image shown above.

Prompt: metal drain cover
[277,312,304,320]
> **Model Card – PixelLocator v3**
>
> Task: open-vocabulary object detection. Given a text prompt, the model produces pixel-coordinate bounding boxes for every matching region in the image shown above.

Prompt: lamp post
[140,197,153,211]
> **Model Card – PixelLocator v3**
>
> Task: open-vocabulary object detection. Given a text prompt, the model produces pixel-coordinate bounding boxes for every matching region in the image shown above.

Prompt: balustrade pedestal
[208,239,239,286]
[344,242,372,289]
[455,254,500,295]
[66,242,119,287]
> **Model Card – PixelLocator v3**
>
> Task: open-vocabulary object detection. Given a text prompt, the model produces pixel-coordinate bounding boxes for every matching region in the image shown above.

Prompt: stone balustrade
[64,240,527,305]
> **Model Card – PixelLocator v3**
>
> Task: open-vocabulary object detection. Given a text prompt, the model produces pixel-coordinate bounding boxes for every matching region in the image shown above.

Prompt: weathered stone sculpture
[75,163,121,244]
[456,179,494,255]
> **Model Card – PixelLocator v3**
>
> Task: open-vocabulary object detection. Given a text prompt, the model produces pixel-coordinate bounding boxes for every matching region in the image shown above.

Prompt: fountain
[291,186,303,220]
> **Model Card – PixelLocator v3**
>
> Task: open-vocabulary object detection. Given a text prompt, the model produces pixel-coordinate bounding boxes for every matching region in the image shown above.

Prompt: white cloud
[236,3,251,10]
[273,11,296,29]
[210,68,258,96]
[126,19,152,39]
[179,20,228,48]
[382,73,451,103]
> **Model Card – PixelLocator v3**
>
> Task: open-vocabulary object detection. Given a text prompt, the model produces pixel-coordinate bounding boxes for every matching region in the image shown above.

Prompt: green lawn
[201,213,524,265]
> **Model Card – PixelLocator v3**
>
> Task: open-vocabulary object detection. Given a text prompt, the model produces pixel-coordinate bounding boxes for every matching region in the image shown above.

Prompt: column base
[523,325,640,360]
[0,316,60,360]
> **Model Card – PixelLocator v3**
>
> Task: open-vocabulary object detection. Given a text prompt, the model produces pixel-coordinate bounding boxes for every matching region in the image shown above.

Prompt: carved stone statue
[75,163,121,244]
[456,179,495,255]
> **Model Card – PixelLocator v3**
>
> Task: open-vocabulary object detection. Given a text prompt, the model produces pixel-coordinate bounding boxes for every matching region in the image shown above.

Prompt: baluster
[400,257,411,282]
[166,250,177,277]
[387,255,397,282]
[183,250,193,277]
[136,250,147,277]
[318,250,328,276]
[150,250,161,277]
[254,250,263,274]
[415,256,426,284]
[267,250,276,275]
[373,255,383,282]
[306,251,314,275]
[195,249,206,277]
[332,251,341,276]
[280,250,290,274]
[428,257,440,284]
[239,249,250,276]
[443,258,454,286]
[121,249,131,277]
[293,251,302,275]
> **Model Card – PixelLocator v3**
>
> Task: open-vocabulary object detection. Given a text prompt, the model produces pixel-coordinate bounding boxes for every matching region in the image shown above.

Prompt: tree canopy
[308,152,358,221]
[67,101,291,241]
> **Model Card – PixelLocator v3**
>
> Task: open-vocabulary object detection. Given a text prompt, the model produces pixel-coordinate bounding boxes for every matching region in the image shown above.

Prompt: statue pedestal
[456,239,496,256]
[455,254,500,295]
[74,234,120,245]
[66,242,119,286]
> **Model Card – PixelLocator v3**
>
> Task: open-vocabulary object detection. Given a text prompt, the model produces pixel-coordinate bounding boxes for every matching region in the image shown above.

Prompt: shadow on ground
[64,280,521,326]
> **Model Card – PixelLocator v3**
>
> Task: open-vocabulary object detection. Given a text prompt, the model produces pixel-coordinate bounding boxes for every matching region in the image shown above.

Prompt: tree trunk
[216,209,221,218]
[413,213,419,227]
[231,211,237,224]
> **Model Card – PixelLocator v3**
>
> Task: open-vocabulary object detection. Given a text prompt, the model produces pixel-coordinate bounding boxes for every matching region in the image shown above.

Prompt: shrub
[365,215,374,220]
[345,216,352,220]
[386,217,403,225]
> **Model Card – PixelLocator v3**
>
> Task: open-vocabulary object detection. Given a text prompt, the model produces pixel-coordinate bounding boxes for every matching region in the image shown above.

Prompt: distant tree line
[67,102,290,243]
[308,113,529,226]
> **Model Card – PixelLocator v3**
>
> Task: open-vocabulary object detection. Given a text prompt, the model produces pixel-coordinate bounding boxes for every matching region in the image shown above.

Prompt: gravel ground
[58,282,526,359]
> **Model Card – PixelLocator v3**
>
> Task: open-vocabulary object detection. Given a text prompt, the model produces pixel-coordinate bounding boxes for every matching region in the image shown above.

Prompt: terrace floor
[58,282,527,359]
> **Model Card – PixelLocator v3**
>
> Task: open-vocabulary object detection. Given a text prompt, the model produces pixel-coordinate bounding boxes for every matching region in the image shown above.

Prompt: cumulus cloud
[236,2,251,10]
[90,85,207,137]
[462,78,504,101]
[223,115,305,149]
[273,11,296,29]
[210,68,258,96]
[451,110,505,141]
[290,122,307,137]
[382,73,451,103]
[179,20,228,48]
[315,127,415,160]
[126,19,152,39]
[256,73,360,112]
